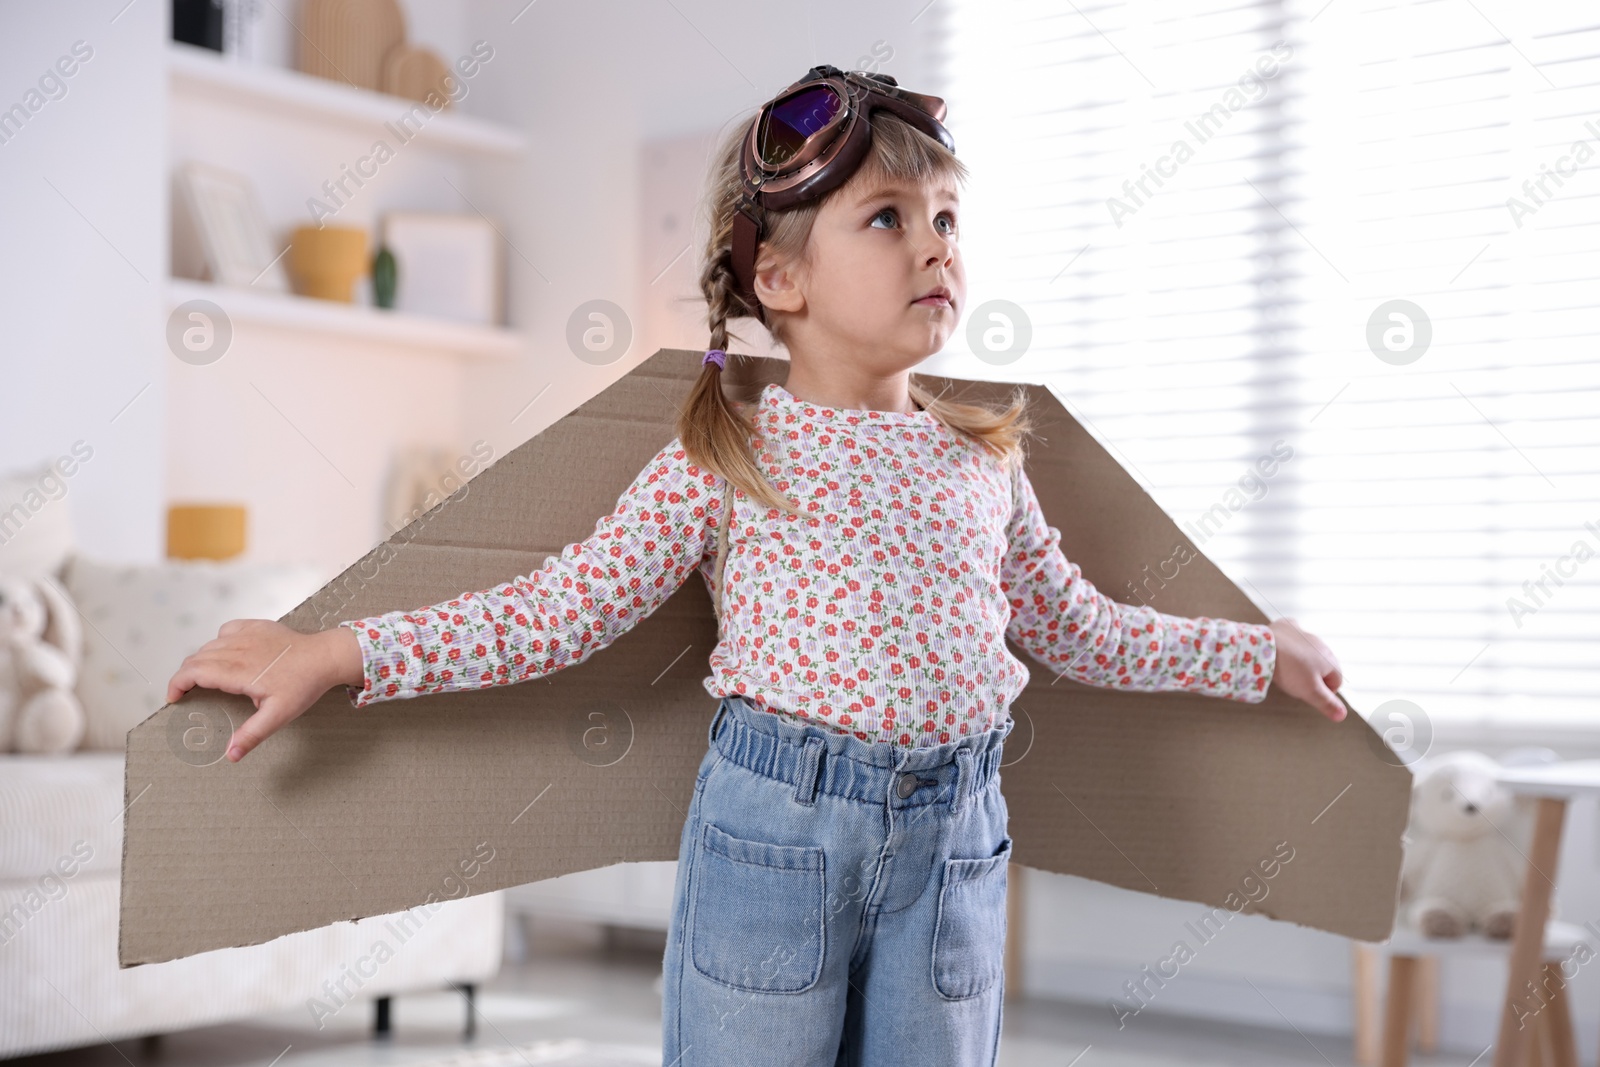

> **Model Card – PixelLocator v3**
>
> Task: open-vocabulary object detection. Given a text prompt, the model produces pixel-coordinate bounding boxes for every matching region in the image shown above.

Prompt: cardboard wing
[119,348,1410,967]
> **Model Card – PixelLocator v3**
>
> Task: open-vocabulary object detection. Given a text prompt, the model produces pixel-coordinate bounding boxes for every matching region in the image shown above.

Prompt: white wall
[456,0,950,449]
[0,0,167,564]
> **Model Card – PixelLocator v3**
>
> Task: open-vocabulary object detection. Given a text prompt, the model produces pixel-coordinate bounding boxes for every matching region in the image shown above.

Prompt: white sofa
[0,481,505,1058]
[0,751,505,1058]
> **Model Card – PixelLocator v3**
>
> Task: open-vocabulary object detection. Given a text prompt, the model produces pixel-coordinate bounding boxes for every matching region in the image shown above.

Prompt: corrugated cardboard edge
[119,348,1409,967]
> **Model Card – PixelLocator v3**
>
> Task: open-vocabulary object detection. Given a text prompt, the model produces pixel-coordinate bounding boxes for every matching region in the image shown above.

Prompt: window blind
[932,0,1600,731]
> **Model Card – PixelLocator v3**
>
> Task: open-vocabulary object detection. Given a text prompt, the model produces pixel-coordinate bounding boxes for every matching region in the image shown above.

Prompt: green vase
[372,246,397,309]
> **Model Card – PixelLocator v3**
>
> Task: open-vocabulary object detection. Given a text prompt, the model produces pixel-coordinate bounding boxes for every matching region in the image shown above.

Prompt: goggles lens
[756,84,846,169]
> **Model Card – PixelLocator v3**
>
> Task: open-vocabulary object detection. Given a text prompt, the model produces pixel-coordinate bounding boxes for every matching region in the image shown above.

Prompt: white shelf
[167,278,521,360]
[166,41,526,159]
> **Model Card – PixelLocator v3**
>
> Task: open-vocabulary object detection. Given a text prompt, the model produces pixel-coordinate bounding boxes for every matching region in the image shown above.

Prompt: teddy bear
[0,570,88,755]
[1399,749,1540,940]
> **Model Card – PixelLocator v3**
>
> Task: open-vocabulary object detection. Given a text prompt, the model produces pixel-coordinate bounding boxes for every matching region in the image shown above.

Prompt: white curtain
[935,0,1600,730]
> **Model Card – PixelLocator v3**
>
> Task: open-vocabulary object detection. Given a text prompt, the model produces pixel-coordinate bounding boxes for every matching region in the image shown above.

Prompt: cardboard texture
[120,348,1411,968]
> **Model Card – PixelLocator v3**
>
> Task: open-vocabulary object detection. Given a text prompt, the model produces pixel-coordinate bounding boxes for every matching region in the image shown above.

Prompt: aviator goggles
[729,63,955,307]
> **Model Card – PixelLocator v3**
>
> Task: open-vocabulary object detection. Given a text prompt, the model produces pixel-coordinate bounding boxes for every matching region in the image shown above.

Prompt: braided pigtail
[677,120,810,522]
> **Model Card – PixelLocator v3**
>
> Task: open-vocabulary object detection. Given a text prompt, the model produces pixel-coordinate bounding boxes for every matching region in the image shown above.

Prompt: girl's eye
[869,207,959,237]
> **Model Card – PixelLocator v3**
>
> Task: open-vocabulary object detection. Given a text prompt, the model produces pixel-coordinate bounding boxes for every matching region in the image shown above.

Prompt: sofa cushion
[0,752,123,882]
[60,553,323,752]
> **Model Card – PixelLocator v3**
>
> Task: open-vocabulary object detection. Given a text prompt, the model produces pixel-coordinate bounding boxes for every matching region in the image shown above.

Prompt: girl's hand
[1268,617,1347,722]
[165,620,364,763]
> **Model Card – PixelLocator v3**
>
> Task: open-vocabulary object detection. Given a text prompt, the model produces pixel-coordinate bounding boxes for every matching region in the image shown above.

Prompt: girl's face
[759,168,965,375]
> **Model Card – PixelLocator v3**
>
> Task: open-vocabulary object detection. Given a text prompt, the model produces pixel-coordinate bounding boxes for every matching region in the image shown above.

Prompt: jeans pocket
[931,835,1012,1001]
[689,821,826,994]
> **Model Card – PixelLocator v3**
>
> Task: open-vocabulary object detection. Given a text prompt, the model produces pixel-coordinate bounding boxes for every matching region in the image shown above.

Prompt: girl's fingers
[1312,676,1346,722]
[165,652,283,763]
[225,727,252,762]
[225,696,292,762]
[167,660,205,704]
[1275,619,1346,718]
[166,654,254,706]
[168,646,229,703]
[226,714,264,762]
[1305,634,1344,706]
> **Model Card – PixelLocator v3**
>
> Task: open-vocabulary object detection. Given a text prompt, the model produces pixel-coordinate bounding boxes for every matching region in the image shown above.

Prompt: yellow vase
[166,504,247,560]
[288,225,369,302]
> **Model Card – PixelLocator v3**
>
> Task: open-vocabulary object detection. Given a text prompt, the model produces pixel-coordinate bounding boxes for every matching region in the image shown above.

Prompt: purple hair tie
[703,348,726,370]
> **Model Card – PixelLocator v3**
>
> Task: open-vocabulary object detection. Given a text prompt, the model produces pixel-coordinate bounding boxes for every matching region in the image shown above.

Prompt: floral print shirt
[341,382,1276,747]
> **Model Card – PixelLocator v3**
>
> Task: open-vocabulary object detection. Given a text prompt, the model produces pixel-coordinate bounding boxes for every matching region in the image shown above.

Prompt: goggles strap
[730,200,762,308]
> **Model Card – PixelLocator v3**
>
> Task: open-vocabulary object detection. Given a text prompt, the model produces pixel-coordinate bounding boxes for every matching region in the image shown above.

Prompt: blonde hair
[677,101,1036,519]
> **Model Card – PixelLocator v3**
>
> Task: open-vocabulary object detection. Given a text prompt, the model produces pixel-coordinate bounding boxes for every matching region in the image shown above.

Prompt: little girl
[167,64,1347,1067]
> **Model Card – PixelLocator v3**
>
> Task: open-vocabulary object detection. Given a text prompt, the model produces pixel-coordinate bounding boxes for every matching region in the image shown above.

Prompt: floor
[10,918,1493,1067]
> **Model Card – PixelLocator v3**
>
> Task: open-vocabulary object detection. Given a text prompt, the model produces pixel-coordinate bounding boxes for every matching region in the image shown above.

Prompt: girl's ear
[754,248,805,314]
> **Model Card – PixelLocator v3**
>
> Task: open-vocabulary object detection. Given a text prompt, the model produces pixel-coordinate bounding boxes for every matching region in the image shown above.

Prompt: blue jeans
[661,694,1015,1066]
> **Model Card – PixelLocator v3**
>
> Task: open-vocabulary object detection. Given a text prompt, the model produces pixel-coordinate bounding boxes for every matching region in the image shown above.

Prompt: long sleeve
[339,437,724,708]
[1000,462,1275,703]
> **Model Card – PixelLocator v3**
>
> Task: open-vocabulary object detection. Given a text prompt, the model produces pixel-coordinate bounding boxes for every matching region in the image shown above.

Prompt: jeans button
[896,771,919,799]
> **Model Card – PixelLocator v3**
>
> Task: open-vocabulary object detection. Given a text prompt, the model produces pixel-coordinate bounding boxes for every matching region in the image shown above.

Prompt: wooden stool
[1352,919,1589,1067]
[1490,761,1600,1066]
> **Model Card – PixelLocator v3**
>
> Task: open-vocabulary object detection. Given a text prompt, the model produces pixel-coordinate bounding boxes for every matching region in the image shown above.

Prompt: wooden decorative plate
[298,0,405,91]
[381,43,454,110]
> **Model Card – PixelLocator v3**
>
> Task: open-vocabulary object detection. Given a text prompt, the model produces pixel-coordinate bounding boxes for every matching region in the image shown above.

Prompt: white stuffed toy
[0,571,87,755]
[1399,749,1537,940]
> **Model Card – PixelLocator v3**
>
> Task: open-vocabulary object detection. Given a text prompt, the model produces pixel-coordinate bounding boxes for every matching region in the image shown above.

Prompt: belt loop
[793,736,824,807]
[708,699,729,748]
[951,747,974,814]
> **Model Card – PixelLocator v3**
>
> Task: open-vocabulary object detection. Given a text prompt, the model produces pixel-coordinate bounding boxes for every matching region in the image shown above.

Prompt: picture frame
[175,161,289,292]
[380,211,501,325]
